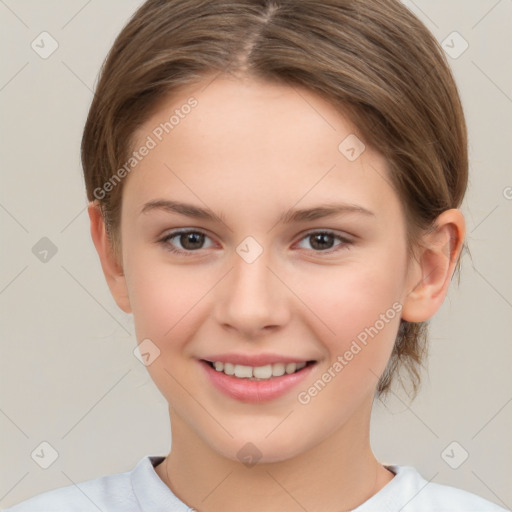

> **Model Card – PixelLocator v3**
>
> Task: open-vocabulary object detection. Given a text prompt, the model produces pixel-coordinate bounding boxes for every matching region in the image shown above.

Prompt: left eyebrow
[278,203,375,224]
[140,199,375,224]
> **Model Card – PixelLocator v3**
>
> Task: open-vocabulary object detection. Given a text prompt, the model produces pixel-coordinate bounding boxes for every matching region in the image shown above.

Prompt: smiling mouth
[201,360,317,381]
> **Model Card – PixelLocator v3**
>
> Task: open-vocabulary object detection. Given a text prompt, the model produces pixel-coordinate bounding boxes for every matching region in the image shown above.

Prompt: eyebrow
[140,199,375,224]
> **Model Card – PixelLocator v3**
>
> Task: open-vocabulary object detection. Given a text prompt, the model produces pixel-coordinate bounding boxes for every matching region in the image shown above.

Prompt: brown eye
[309,233,336,250]
[178,232,205,250]
[296,231,352,253]
[160,230,214,255]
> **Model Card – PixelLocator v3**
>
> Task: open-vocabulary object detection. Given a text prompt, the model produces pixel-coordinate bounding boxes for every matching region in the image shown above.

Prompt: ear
[88,201,132,314]
[401,209,465,322]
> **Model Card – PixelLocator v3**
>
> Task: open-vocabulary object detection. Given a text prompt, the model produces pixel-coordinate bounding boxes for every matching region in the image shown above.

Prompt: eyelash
[158,229,353,257]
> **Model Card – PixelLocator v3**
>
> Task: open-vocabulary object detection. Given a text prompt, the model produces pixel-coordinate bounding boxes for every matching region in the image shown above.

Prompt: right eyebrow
[140,199,225,222]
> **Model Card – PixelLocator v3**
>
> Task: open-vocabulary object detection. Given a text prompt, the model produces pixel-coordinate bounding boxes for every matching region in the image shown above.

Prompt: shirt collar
[131,455,194,512]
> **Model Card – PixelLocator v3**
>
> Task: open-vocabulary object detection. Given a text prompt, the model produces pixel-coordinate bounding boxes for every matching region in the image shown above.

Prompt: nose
[213,246,290,339]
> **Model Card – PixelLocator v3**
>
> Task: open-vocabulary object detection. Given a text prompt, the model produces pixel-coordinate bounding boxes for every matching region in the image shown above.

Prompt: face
[116,75,418,463]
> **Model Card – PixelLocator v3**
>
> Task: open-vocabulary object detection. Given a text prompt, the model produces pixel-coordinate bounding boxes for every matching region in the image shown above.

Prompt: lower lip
[199,360,315,403]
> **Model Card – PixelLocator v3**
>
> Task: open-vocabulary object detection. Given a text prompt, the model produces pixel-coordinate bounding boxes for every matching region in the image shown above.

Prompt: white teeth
[272,362,286,376]
[285,362,297,374]
[224,362,235,375]
[209,360,309,380]
[234,364,252,378]
[253,364,272,379]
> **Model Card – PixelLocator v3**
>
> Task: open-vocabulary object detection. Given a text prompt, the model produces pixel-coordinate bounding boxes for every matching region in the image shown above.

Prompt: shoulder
[3,473,133,512]
[2,456,159,512]
[356,465,510,512]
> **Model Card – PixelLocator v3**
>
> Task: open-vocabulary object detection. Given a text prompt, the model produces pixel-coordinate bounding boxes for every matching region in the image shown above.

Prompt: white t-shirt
[3,455,508,512]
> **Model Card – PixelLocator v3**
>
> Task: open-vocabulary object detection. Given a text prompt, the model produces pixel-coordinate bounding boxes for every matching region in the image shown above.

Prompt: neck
[155,399,394,512]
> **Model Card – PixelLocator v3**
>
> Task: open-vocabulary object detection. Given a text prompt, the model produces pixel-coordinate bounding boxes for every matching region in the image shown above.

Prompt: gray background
[1,0,511,509]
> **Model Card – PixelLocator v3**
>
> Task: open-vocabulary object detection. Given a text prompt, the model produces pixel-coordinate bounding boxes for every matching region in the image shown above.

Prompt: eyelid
[296,228,354,242]
[158,228,216,255]
[293,229,354,252]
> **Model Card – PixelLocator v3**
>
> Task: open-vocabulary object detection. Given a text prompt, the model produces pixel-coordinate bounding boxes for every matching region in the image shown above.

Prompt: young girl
[5,0,508,511]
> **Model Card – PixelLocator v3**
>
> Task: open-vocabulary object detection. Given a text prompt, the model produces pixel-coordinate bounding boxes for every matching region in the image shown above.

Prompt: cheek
[124,246,210,347]
[292,268,402,415]
[291,251,406,382]
[299,258,404,336]
[124,257,213,402]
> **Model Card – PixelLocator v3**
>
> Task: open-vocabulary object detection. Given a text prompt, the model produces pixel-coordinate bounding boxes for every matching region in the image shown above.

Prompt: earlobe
[88,201,132,314]
[401,209,465,323]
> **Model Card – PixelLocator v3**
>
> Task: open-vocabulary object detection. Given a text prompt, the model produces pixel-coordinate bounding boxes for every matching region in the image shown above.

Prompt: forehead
[135,75,350,163]
[125,75,401,225]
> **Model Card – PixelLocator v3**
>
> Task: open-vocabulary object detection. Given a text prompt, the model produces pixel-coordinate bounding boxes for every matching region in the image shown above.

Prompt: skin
[89,73,465,512]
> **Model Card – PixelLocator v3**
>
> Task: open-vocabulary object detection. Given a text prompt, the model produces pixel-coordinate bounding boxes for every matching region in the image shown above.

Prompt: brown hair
[81,0,468,397]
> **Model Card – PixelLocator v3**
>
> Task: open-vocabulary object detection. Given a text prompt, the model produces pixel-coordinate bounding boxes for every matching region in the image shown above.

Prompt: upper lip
[201,353,314,367]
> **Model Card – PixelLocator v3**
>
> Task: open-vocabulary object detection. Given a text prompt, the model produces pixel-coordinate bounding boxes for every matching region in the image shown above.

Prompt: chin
[203,428,315,466]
